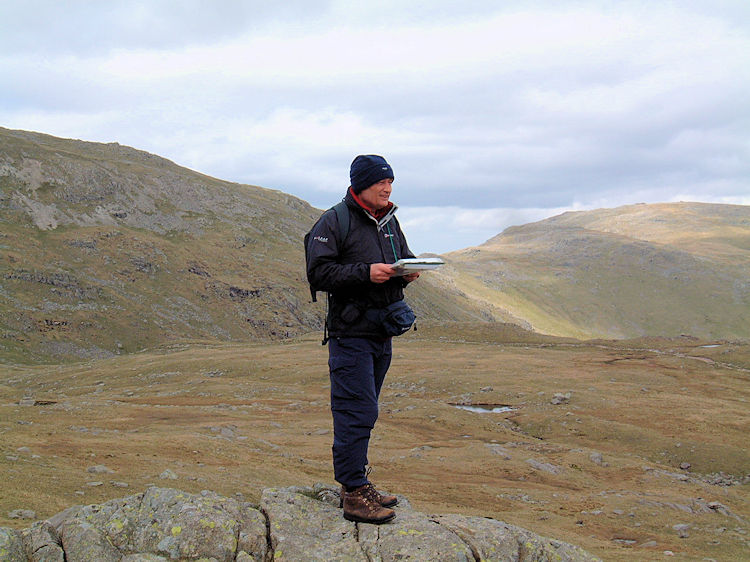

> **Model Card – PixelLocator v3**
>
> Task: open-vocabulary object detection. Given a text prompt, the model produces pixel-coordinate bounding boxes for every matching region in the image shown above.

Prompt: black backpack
[304,200,349,303]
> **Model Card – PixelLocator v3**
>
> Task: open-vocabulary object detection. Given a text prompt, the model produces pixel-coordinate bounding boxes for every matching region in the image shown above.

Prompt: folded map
[392,257,445,274]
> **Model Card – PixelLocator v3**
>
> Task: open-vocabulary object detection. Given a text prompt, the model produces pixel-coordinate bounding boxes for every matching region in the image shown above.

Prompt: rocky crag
[0,485,600,561]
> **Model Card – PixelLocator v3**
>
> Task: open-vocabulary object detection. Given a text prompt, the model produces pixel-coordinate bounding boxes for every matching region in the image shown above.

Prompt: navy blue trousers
[328,336,392,488]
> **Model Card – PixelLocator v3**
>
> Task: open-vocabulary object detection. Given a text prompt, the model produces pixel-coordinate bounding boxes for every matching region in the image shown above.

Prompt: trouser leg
[367,338,391,468]
[329,337,391,489]
[373,338,392,399]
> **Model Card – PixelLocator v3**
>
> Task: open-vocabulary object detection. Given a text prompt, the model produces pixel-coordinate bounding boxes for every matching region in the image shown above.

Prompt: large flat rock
[1,485,600,561]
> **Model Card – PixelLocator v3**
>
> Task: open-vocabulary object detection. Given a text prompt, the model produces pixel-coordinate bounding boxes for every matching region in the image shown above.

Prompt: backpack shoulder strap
[332,200,349,242]
[306,201,349,305]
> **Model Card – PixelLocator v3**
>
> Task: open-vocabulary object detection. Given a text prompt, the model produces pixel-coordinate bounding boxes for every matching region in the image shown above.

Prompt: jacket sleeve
[306,210,371,292]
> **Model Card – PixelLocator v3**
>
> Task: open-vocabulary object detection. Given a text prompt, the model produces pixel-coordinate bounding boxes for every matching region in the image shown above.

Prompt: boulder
[0,485,600,561]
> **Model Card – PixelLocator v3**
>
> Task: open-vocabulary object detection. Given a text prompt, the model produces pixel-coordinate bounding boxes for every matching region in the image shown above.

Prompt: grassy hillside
[0,128,496,363]
[426,203,750,339]
[0,127,320,363]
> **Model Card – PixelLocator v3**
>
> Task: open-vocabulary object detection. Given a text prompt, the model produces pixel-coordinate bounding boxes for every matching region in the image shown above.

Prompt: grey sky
[2,1,749,253]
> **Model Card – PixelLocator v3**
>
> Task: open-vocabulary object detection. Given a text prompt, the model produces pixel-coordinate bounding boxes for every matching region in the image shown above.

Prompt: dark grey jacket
[306,190,415,338]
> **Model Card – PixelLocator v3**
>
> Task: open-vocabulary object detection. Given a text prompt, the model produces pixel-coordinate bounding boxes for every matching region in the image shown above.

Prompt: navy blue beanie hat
[350,154,394,194]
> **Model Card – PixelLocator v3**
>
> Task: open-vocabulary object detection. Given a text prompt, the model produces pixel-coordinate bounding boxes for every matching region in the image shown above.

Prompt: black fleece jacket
[306,189,415,339]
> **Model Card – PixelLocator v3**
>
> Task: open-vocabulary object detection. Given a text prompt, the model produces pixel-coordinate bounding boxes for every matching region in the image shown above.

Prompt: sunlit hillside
[426,202,750,339]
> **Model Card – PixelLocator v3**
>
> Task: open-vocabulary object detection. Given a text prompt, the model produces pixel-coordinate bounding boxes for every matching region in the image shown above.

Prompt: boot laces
[347,485,378,513]
[362,482,382,504]
[363,467,383,503]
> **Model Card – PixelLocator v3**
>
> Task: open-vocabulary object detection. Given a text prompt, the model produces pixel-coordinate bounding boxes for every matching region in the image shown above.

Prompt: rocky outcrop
[0,485,600,561]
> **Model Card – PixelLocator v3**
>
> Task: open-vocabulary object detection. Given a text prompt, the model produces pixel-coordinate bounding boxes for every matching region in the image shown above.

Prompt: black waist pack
[367,300,416,337]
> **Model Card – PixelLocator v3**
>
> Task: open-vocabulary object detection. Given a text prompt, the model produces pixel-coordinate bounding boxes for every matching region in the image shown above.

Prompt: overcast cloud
[1,0,749,253]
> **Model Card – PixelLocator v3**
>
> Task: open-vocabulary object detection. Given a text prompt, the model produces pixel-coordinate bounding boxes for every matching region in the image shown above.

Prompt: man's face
[358,178,393,210]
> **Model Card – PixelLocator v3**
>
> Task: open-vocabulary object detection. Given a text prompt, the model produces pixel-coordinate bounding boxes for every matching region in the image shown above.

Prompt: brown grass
[1,324,748,561]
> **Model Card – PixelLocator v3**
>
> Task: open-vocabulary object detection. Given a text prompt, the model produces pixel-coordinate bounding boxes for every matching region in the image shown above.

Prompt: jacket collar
[344,187,398,228]
[348,187,395,221]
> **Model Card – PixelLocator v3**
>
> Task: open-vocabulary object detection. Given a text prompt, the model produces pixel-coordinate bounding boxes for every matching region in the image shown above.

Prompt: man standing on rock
[306,154,420,524]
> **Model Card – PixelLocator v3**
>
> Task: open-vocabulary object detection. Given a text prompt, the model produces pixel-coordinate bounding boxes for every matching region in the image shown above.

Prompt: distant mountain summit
[432,202,750,339]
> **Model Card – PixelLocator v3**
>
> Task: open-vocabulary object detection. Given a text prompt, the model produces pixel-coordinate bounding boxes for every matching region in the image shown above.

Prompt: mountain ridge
[1,127,500,363]
[2,127,749,362]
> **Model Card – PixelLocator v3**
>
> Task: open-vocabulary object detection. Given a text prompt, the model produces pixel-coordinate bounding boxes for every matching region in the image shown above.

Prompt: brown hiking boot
[339,483,398,508]
[342,485,396,524]
[363,482,398,508]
